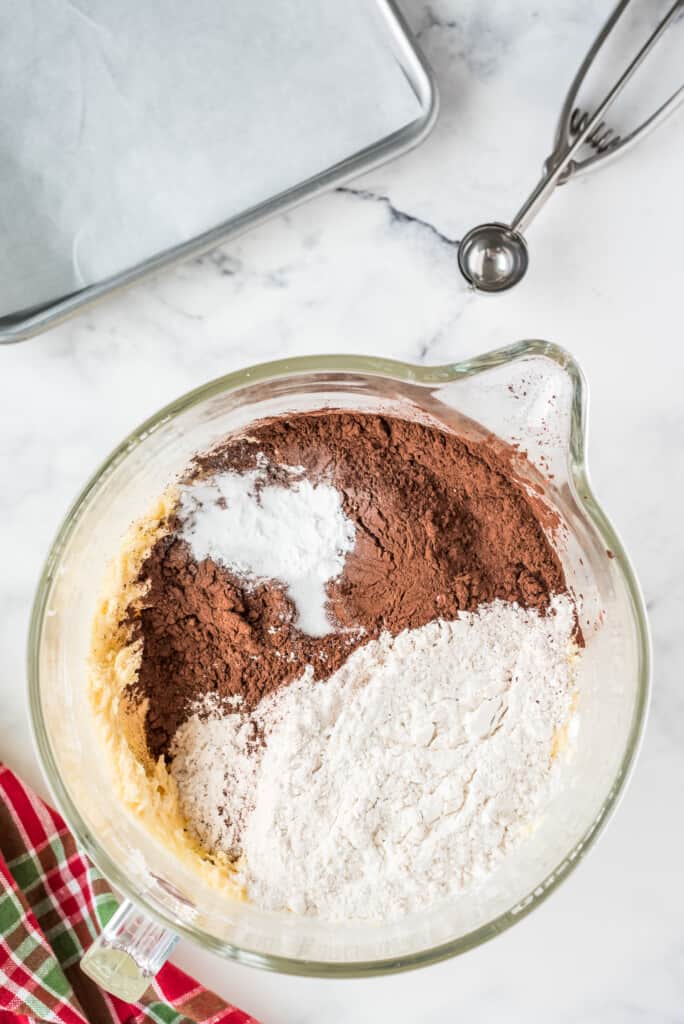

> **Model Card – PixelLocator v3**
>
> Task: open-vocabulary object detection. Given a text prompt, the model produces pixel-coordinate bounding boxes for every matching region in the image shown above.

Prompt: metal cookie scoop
[458,0,684,293]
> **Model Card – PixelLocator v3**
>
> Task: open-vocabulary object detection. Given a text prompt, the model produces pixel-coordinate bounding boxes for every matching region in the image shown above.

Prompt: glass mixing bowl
[28,340,650,994]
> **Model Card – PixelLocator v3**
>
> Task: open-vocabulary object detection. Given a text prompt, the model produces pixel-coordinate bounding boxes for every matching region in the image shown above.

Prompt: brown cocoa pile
[129,411,568,760]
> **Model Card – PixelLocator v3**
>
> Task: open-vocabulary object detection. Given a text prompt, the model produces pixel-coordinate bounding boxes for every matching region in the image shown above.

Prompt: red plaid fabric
[0,764,259,1024]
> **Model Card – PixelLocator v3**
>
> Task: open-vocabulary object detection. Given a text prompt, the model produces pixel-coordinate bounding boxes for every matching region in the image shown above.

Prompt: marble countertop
[2,1,683,1020]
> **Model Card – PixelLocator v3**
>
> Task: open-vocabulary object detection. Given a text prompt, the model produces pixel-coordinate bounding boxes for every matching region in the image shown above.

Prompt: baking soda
[179,462,355,636]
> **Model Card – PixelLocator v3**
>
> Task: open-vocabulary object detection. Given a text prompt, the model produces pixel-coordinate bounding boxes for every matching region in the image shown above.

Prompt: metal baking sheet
[0,0,437,343]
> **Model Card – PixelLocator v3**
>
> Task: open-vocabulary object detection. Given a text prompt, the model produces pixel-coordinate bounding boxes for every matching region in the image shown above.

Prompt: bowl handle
[80,899,179,1000]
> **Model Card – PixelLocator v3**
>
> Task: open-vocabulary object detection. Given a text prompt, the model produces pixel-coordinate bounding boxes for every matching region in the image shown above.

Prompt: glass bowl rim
[27,339,651,977]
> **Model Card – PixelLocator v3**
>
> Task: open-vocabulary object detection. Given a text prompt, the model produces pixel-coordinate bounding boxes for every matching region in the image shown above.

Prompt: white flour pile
[170,595,578,922]
[179,461,355,636]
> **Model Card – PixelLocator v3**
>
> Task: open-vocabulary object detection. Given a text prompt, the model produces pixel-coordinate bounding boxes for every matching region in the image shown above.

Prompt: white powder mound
[170,596,578,922]
[168,698,256,860]
[179,462,355,636]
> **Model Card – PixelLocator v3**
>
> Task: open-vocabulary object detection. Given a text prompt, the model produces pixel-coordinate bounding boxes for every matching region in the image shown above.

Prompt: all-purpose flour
[171,595,578,922]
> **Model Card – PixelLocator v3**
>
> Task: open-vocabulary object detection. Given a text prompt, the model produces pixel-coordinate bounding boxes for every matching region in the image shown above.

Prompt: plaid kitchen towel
[0,764,258,1024]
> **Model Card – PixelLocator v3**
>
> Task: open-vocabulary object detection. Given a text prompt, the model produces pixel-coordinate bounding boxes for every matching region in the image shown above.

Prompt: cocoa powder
[130,411,568,759]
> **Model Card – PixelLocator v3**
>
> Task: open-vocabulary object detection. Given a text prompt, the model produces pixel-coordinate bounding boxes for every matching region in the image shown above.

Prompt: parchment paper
[0,0,422,316]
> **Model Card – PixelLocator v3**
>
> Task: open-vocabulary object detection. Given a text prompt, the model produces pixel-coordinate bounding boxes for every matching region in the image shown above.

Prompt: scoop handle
[512,0,683,234]
[80,900,179,1001]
